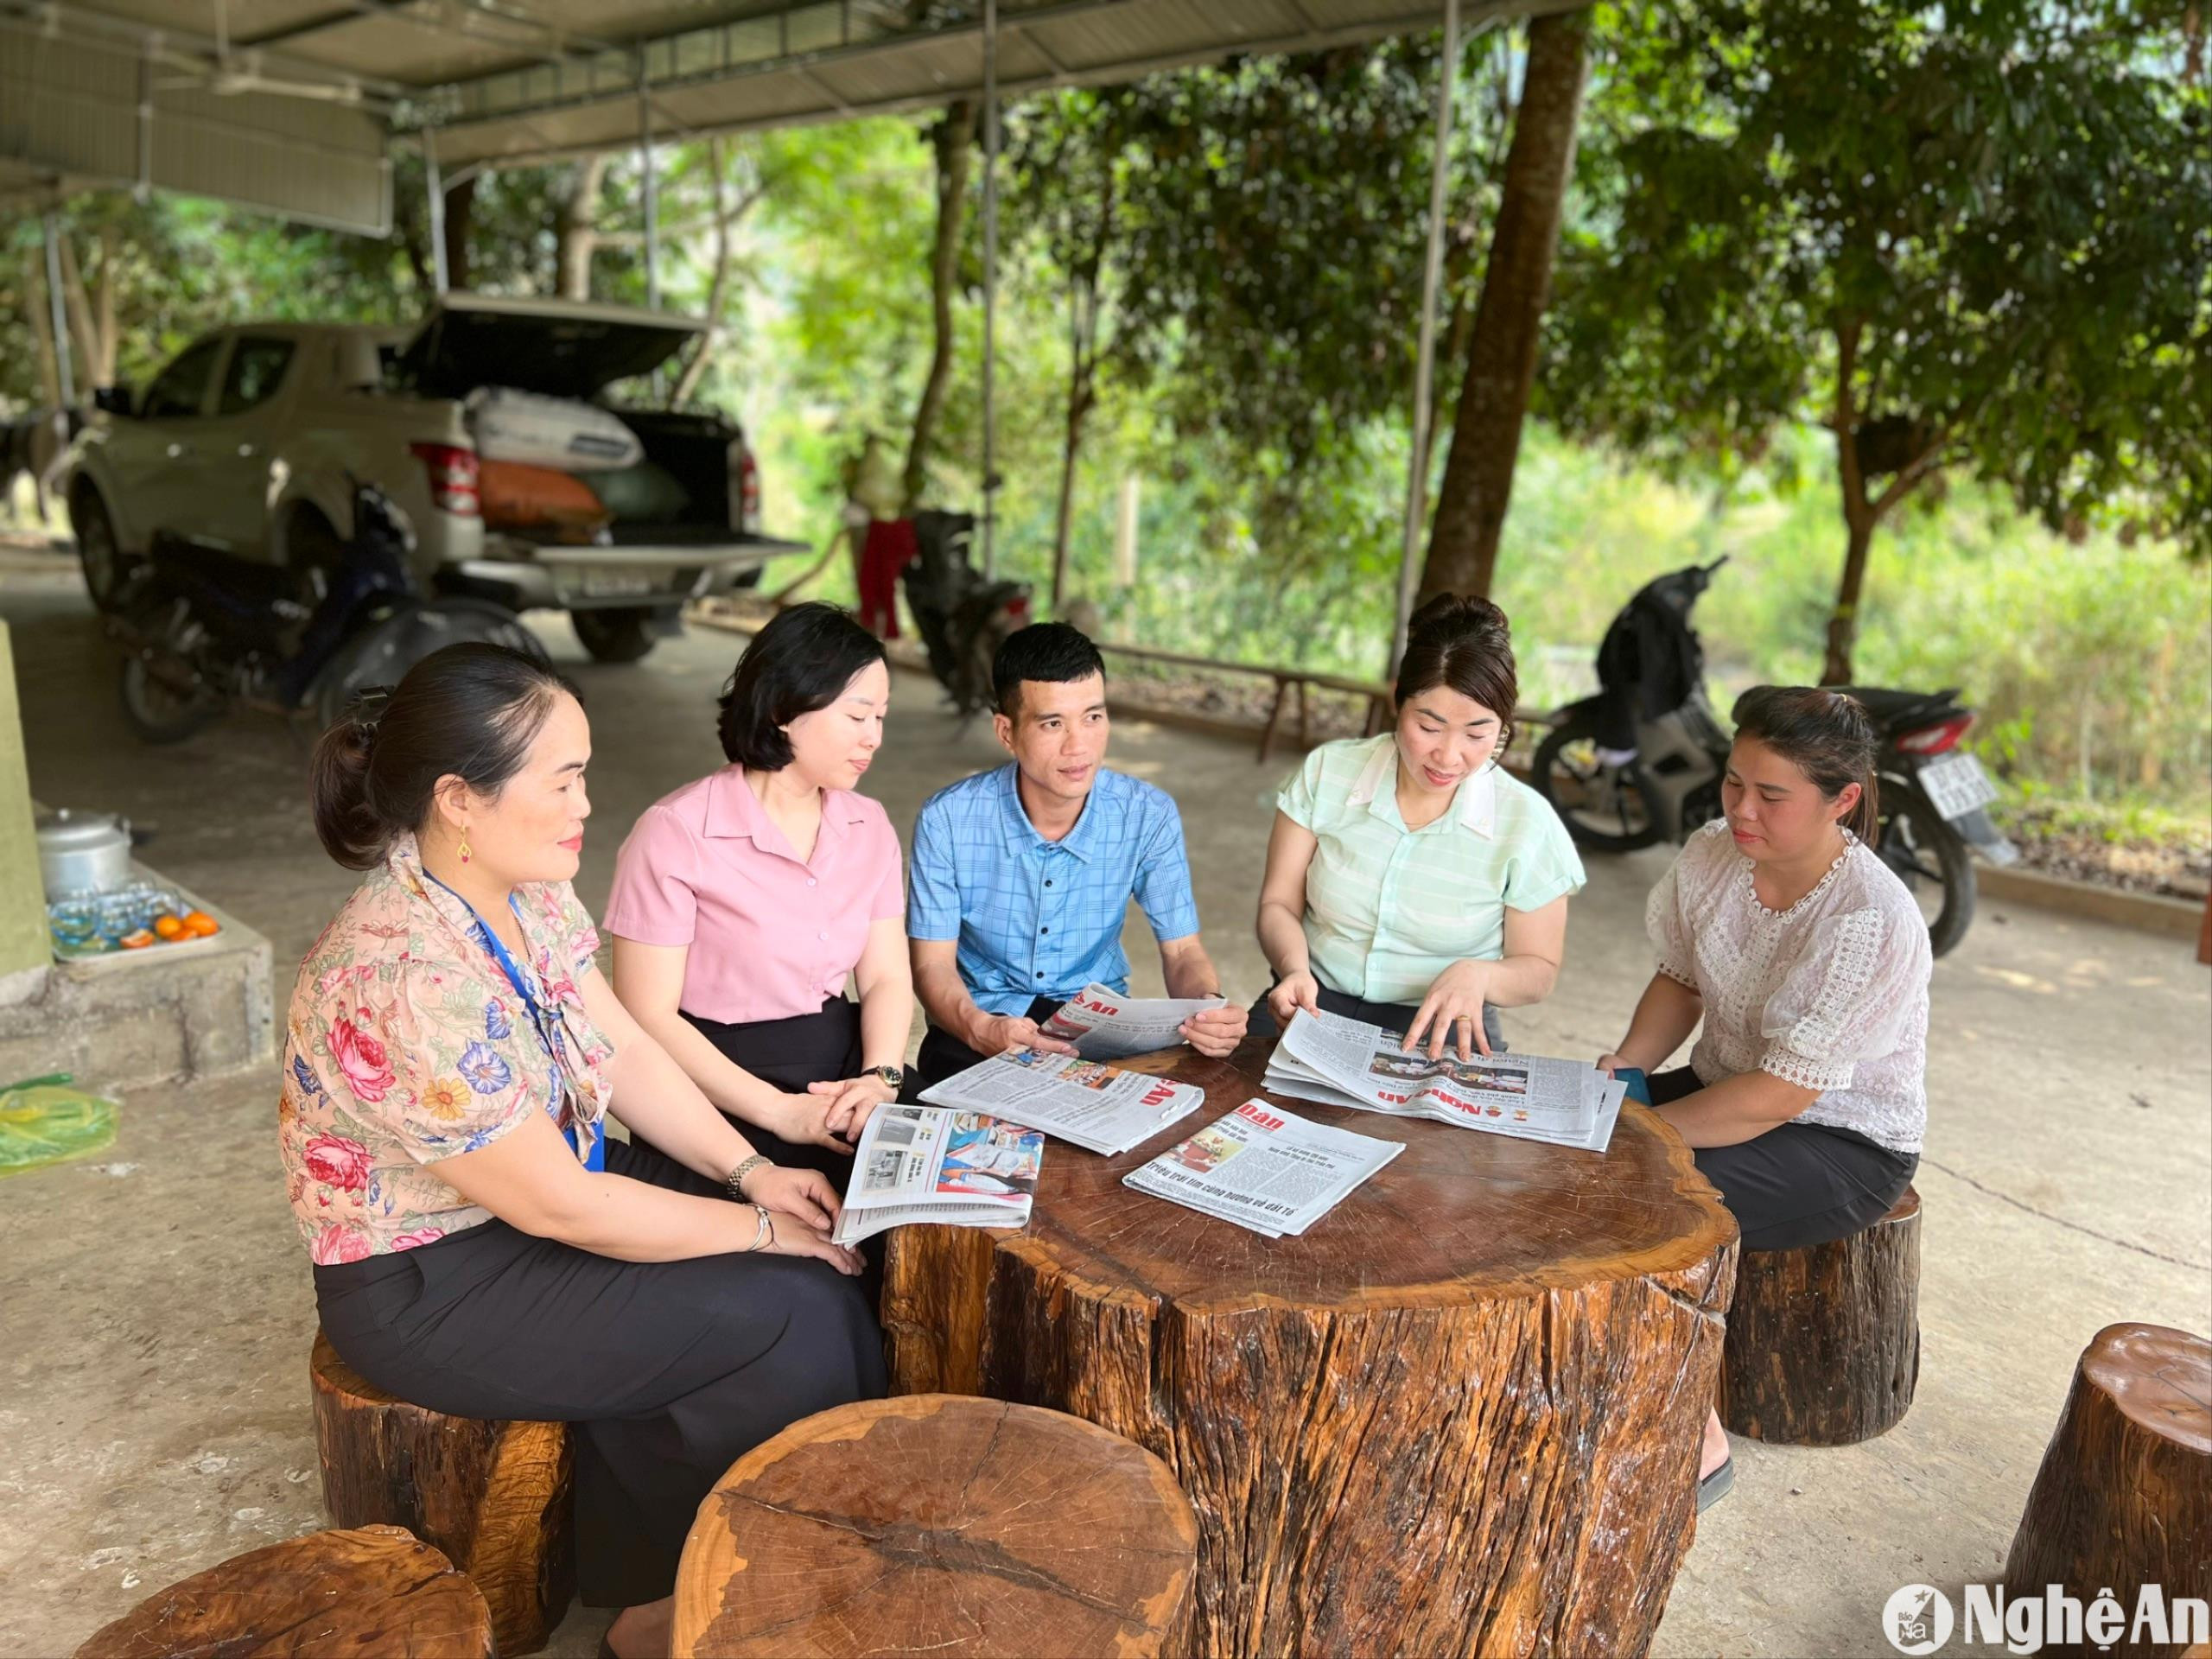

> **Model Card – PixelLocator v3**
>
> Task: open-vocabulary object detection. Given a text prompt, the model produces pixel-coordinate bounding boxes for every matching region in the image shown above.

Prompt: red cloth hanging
[856,518,917,639]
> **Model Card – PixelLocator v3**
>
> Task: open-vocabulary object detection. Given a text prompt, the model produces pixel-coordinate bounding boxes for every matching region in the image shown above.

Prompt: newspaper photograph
[831,1104,1044,1245]
[1123,1098,1402,1236]
[1266,1009,1627,1153]
[918,1047,1208,1155]
[1039,982,1230,1060]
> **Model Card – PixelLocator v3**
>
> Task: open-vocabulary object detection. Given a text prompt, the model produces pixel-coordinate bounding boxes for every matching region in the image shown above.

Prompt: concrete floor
[3,552,2208,1658]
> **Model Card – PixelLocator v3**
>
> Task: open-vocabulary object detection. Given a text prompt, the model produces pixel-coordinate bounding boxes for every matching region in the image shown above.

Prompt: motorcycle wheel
[1532,714,1665,852]
[72,486,137,613]
[118,654,219,745]
[571,607,659,664]
[1876,777,1976,957]
[309,602,539,730]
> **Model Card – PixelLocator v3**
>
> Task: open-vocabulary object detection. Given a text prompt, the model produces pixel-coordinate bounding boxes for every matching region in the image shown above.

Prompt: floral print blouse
[278,832,613,1263]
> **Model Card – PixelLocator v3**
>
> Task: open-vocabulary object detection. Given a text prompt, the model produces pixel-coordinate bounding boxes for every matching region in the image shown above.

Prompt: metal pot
[36,810,134,898]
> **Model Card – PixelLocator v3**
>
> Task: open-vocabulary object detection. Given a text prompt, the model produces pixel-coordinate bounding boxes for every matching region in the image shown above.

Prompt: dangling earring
[458,832,473,865]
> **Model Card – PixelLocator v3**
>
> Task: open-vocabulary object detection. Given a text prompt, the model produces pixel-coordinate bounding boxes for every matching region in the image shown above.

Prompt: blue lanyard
[426,874,602,1171]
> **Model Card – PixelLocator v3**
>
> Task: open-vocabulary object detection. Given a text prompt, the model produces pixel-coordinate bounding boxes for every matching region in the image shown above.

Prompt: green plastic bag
[0,1073,118,1176]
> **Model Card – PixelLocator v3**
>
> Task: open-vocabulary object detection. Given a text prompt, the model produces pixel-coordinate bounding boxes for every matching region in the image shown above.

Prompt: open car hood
[397,294,706,401]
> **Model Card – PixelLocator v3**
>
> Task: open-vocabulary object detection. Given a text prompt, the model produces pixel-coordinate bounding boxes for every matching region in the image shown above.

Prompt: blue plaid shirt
[908,764,1203,1015]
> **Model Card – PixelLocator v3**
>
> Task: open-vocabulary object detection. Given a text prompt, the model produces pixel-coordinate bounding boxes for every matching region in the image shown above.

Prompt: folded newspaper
[830,1105,1044,1245]
[918,1047,1207,1155]
[1039,982,1228,1060]
[1122,1098,1402,1236]
[1263,1008,1626,1153]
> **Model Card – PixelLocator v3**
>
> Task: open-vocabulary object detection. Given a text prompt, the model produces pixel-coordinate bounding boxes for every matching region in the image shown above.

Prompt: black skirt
[314,1135,885,1609]
[683,996,872,1187]
[1648,1065,1920,1251]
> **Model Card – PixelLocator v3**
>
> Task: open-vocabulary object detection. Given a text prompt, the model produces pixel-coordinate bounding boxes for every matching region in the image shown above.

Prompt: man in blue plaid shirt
[907,624,1248,1089]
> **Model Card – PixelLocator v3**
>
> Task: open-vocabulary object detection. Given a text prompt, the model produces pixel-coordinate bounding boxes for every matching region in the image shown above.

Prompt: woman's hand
[756,1210,865,1276]
[1595,1052,1631,1077]
[760,1090,861,1154]
[807,1073,897,1140]
[1266,969,1322,1027]
[738,1163,842,1231]
[1404,960,1494,1061]
[1180,1003,1248,1059]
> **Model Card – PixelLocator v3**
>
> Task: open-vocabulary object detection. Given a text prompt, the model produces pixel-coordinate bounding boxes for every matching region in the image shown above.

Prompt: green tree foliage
[1541,0,2212,682]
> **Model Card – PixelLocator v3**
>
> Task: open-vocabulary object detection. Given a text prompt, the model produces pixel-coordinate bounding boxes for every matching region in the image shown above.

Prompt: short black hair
[716,602,887,768]
[992,622,1105,718]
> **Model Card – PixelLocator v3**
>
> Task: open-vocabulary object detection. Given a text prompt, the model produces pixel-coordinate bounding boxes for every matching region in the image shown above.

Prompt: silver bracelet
[745,1203,772,1253]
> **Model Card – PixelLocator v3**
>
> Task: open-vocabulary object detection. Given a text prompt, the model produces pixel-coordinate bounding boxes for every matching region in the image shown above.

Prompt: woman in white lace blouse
[1599,686,1930,1511]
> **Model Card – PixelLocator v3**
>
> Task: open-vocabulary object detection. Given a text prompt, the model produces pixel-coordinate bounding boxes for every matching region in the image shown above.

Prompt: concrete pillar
[0,622,50,984]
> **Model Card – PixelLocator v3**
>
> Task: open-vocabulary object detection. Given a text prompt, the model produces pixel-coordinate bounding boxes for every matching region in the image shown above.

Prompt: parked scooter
[104,479,537,744]
[1530,559,2016,956]
[901,509,1032,716]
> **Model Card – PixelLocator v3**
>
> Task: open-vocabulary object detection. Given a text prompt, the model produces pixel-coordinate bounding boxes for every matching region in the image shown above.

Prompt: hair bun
[1406,592,1510,646]
[341,686,394,746]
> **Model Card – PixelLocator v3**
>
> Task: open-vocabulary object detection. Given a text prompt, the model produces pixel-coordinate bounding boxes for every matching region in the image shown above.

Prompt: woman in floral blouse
[281,642,881,1659]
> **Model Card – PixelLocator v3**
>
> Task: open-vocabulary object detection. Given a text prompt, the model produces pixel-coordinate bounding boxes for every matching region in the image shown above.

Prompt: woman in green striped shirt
[1252,595,1586,1059]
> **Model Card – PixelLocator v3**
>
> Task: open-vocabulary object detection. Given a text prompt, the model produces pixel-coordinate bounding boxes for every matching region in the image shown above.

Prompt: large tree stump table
[309,1332,574,1656]
[882,1038,1739,1659]
[2005,1323,2210,1656]
[1720,1185,1923,1445]
[73,1524,492,1658]
[673,1394,1198,1657]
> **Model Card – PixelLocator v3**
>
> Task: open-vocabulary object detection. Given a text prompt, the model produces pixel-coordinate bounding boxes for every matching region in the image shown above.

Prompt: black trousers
[1649,1066,1919,1252]
[683,997,872,1188]
[912,994,1067,1092]
[1245,981,1508,1053]
[314,1135,886,1609]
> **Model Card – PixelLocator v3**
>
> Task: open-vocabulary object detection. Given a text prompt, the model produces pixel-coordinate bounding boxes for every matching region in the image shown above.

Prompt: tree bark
[673,1395,1198,1658]
[74,1525,493,1659]
[23,250,62,409]
[54,231,102,394]
[672,142,736,408]
[1051,283,1097,610]
[1418,9,1592,602]
[904,99,978,512]
[554,155,608,301]
[443,174,477,293]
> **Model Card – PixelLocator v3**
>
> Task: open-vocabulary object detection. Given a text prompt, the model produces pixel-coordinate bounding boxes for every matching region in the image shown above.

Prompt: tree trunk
[903,99,977,512]
[1821,516,1876,686]
[54,232,102,393]
[443,175,477,293]
[1418,9,1592,602]
[672,142,734,408]
[24,251,62,409]
[1051,283,1096,610]
[555,155,608,301]
[92,231,118,387]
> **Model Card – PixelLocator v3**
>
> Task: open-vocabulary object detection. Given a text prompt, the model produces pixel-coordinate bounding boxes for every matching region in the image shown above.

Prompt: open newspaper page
[918,1047,1206,1154]
[1039,982,1227,1060]
[1273,1009,1626,1152]
[1123,1098,1402,1236]
[832,1105,1043,1245]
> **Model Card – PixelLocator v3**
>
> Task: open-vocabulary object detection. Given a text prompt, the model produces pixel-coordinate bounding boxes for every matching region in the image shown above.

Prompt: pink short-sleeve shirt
[603,766,905,1024]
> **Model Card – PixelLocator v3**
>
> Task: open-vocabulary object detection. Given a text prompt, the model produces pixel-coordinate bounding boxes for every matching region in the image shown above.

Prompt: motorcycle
[105,479,538,744]
[1530,559,2016,957]
[901,509,1032,717]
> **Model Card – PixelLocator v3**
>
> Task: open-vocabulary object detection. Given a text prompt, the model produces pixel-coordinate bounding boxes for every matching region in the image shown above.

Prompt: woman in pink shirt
[607,603,911,1188]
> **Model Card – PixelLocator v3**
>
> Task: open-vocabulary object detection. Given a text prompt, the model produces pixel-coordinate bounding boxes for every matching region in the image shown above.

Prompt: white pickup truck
[64,294,799,663]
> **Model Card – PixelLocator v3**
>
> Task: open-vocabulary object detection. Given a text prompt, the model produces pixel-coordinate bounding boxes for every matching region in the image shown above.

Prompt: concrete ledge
[1977,861,2205,942]
[0,861,274,1091]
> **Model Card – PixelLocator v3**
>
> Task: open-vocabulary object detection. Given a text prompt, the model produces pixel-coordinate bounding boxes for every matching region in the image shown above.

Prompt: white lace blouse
[1646,821,1931,1154]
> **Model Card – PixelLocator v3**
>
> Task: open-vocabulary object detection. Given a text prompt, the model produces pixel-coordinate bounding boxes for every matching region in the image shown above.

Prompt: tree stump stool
[2005,1323,2210,1655]
[672,1394,1198,1658]
[881,1039,1738,1659]
[73,1523,492,1659]
[309,1331,573,1656]
[1720,1185,1922,1445]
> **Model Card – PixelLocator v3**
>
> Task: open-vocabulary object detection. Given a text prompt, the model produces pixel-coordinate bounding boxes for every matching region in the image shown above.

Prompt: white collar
[1345,735,1497,837]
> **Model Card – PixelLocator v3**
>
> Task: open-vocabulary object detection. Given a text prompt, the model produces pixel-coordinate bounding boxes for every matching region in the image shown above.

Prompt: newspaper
[1264,1009,1626,1153]
[1123,1098,1402,1236]
[1039,982,1228,1060]
[830,1104,1044,1245]
[918,1047,1207,1155]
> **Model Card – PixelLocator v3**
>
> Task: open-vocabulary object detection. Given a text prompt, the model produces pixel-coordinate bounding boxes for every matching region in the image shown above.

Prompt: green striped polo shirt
[1277,734,1587,1006]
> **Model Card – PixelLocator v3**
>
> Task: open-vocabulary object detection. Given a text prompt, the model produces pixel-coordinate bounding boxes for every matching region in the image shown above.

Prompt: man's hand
[969,1012,1079,1061]
[1179,1002,1247,1058]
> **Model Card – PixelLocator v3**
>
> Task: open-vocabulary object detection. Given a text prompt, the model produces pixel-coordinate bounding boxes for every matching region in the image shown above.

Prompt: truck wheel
[571,607,659,664]
[72,486,137,612]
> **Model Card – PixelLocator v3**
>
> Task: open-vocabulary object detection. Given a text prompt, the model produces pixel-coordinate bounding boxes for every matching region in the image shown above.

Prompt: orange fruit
[120,929,156,949]
[154,914,188,941]
[183,910,220,937]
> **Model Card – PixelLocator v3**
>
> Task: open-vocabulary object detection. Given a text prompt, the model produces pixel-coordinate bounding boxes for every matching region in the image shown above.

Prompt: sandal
[1696,1454,1735,1512]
